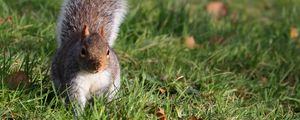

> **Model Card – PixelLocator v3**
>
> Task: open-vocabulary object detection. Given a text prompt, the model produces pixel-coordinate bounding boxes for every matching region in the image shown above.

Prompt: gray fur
[51,0,125,114]
[57,0,127,47]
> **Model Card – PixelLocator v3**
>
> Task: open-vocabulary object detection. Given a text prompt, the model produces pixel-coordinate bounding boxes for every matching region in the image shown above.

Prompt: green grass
[1,0,300,119]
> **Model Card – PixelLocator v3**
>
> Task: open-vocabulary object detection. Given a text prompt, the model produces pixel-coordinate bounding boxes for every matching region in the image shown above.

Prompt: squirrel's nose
[94,62,101,70]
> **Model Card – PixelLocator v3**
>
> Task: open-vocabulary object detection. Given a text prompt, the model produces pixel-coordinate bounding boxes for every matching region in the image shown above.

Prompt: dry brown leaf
[188,116,203,120]
[0,16,13,25]
[206,1,227,17]
[6,16,13,23]
[0,18,4,25]
[159,87,167,94]
[185,36,201,49]
[290,27,298,39]
[156,107,167,120]
[7,71,29,89]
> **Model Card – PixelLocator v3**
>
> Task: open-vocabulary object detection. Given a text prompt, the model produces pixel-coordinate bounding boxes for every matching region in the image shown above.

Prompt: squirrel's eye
[106,49,110,55]
[81,48,87,56]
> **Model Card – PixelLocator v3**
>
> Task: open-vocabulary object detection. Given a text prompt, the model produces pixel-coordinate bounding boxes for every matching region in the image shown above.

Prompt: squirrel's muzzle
[91,61,103,73]
[84,57,107,73]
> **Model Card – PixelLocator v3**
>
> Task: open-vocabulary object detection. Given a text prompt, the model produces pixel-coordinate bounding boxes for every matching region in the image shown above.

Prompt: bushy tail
[108,0,127,47]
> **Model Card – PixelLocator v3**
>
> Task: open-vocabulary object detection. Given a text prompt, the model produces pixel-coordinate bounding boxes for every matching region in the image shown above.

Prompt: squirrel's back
[57,0,127,47]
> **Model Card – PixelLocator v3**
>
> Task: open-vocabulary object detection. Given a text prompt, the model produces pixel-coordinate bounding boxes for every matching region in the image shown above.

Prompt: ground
[0,0,300,119]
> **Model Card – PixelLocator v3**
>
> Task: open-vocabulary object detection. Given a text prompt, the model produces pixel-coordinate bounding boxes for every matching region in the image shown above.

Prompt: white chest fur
[72,70,112,99]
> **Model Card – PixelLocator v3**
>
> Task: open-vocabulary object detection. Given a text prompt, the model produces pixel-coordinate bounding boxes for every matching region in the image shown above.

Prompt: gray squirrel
[51,0,127,113]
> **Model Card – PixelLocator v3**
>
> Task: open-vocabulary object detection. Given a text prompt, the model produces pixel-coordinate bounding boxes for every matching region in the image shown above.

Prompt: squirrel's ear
[82,25,90,39]
[99,26,106,38]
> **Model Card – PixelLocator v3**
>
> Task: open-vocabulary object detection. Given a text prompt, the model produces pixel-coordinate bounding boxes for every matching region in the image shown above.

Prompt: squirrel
[51,0,127,114]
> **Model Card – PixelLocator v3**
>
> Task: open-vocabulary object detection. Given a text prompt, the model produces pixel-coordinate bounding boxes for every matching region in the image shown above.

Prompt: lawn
[1,0,300,119]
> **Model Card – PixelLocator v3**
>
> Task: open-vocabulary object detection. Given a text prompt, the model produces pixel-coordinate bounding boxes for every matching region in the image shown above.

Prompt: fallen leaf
[6,16,13,23]
[175,75,184,81]
[0,18,4,25]
[185,36,201,49]
[6,71,29,89]
[158,87,167,94]
[206,1,227,17]
[290,27,298,39]
[156,107,167,120]
[0,16,13,25]
[209,36,225,44]
[188,116,203,120]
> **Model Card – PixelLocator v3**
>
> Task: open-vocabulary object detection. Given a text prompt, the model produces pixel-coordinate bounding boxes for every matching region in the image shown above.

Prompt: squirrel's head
[77,25,110,73]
